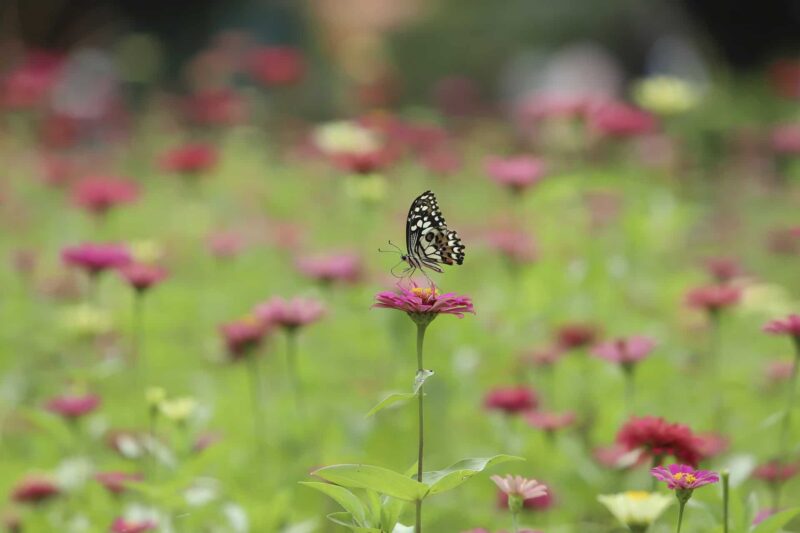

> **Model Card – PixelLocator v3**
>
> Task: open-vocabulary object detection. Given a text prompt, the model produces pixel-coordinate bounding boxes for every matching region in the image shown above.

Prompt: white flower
[598,491,672,528]
[312,121,381,155]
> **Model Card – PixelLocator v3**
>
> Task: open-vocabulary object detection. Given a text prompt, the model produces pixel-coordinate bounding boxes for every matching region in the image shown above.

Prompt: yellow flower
[598,491,673,529]
[312,121,381,155]
[632,76,700,115]
[60,304,113,338]
[159,397,197,423]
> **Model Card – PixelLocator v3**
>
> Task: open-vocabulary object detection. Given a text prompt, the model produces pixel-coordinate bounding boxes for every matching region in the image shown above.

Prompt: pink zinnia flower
[523,345,565,368]
[685,284,741,313]
[771,124,800,155]
[617,416,703,467]
[206,231,245,259]
[490,475,548,501]
[485,229,538,265]
[110,517,157,533]
[766,360,794,383]
[485,156,547,194]
[588,101,656,138]
[752,460,800,485]
[374,285,474,326]
[218,317,267,360]
[71,177,139,216]
[591,336,656,368]
[11,475,60,504]
[118,263,168,293]
[651,464,719,490]
[160,143,218,176]
[62,243,132,276]
[555,323,598,350]
[763,314,800,341]
[484,386,538,415]
[46,393,101,418]
[421,148,462,176]
[592,443,643,469]
[94,472,142,495]
[695,432,729,459]
[253,296,325,330]
[526,410,575,432]
[247,46,305,87]
[704,257,743,283]
[296,253,363,285]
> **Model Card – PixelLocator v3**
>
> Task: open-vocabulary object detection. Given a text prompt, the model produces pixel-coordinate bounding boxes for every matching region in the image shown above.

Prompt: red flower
[71,177,139,216]
[94,471,142,495]
[588,101,656,138]
[1,52,62,110]
[248,46,305,87]
[763,314,800,339]
[616,416,703,467]
[555,323,598,350]
[160,144,218,175]
[526,410,575,432]
[770,124,800,155]
[118,263,168,293]
[62,243,132,276]
[11,475,60,504]
[219,317,267,359]
[46,393,101,418]
[110,518,157,533]
[331,149,393,175]
[685,285,741,313]
[484,386,538,415]
[753,460,800,485]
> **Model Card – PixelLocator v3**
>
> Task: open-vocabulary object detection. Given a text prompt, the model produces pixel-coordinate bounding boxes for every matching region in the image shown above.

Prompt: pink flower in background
[766,360,794,383]
[46,393,101,418]
[593,444,642,469]
[496,486,553,511]
[207,231,245,259]
[617,416,703,466]
[254,296,325,330]
[763,314,800,339]
[219,317,268,360]
[491,475,548,501]
[752,509,778,526]
[94,472,142,495]
[484,386,538,415]
[591,336,656,368]
[71,177,139,216]
[555,323,598,350]
[110,518,157,533]
[752,460,800,485]
[433,76,482,117]
[1,52,62,110]
[185,88,245,127]
[588,101,656,137]
[62,243,132,276]
[524,345,565,368]
[485,229,538,264]
[11,475,60,504]
[420,147,462,176]
[374,285,474,322]
[770,124,800,155]
[651,464,719,490]
[695,433,729,459]
[160,143,218,175]
[703,257,743,283]
[248,46,305,87]
[331,149,393,175]
[296,253,362,285]
[520,94,589,121]
[118,263,168,293]
[526,410,575,432]
[685,284,741,313]
[767,227,800,255]
[485,156,547,194]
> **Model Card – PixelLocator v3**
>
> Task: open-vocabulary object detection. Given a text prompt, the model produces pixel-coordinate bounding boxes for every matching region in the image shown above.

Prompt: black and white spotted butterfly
[387,190,465,277]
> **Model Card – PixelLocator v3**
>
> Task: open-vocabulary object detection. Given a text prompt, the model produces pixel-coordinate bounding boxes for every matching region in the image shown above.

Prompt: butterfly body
[400,190,465,276]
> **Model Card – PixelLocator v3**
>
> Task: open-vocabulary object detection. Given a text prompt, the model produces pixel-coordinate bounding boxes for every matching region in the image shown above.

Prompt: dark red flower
[71,177,139,216]
[616,416,703,467]
[219,317,268,359]
[11,475,60,504]
[555,323,598,350]
[110,517,157,533]
[753,460,800,485]
[160,144,218,175]
[248,46,305,87]
[484,386,538,415]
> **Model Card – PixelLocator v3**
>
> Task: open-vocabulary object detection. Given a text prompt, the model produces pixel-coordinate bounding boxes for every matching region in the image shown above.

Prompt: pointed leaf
[421,455,524,495]
[313,464,428,502]
[381,495,407,533]
[413,370,434,394]
[325,512,381,532]
[300,482,367,526]
[751,508,800,533]
[366,393,417,418]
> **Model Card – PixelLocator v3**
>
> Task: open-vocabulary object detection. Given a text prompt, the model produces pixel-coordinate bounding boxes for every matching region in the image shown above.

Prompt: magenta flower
[254,296,325,330]
[11,475,60,504]
[218,317,268,360]
[94,471,142,495]
[110,518,157,533]
[485,156,547,194]
[206,231,245,260]
[71,176,139,216]
[46,393,101,419]
[651,464,719,490]
[247,45,305,87]
[374,285,474,326]
[763,314,800,339]
[703,257,743,283]
[588,101,656,138]
[685,284,741,313]
[118,263,168,293]
[752,460,800,485]
[296,253,363,285]
[555,322,599,350]
[62,243,132,276]
[484,386,538,415]
[591,336,656,367]
[160,143,218,176]
[525,410,575,432]
[523,345,565,368]
[617,416,703,467]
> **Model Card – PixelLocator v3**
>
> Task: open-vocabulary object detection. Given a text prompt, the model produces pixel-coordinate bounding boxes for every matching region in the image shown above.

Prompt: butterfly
[390,190,465,277]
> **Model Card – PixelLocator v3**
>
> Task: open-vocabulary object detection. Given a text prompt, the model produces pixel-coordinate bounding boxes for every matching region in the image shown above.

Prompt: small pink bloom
[94,472,142,495]
[523,345,565,368]
[771,124,800,155]
[685,284,741,313]
[331,149,393,175]
[46,393,101,418]
[484,386,538,415]
[296,253,363,285]
[766,360,794,383]
[704,257,743,283]
[695,432,729,459]
[118,263,168,293]
[485,156,547,193]
[588,101,656,138]
[248,46,305,87]
[490,474,548,500]
[71,177,139,216]
[485,229,538,264]
[219,317,267,360]
[254,296,325,330]
[496,486,554,511]
[752,460,800,485]
[763,314,800,338]
[11,475,60,504]
[110,517,157,533]
[206,231,245,259]
[525,410,575,431]
[62,243,132,276]
[753,509,778,526]
[617,416,703,467]
[651,464,719,490]
[160,143,218,176]
[184,88,245,127]
[592,443,643,469]
[591,336,656,366]
[555,323,598,350]
[420,147,462,176]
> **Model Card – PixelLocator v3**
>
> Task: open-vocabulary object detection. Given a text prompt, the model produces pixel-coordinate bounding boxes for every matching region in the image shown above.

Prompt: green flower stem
[246,354,265,443]
[623,365,636,414]
[286,329,303,412]
[132,291,144,371]
[779,339,800,459]
[676,500,686,533]
[722,470,730,533]
[415,322,428,533]
[511,510,520,533]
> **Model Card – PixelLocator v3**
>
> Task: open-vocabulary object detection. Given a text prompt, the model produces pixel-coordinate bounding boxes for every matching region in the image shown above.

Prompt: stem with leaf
[415,323,428,533]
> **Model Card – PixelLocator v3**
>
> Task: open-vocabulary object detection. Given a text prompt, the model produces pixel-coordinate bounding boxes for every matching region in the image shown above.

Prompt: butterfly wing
[405,191,465,273]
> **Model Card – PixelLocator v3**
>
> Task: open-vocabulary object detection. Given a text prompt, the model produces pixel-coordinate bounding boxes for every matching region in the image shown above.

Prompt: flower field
[2,16,800,533]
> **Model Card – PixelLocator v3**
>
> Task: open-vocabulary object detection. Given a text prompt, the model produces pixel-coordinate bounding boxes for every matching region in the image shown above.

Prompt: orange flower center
[673,472,696,483]
[411,287,438,300]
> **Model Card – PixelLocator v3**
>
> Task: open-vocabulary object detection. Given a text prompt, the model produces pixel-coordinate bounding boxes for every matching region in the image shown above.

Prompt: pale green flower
[632,76,700,115]
[598,491,672,531]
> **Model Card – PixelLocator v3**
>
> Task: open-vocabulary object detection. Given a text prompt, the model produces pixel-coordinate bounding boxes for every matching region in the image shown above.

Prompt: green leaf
[366,393,417,418]
[751,508,800,533]
[380,495,406,533]
[300,482,368,526]
[326,512,381,532]
[313,464,428,502]
[421,455,524,496]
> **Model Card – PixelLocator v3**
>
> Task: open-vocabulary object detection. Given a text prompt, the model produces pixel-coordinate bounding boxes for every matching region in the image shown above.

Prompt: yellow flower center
[673,473,696,483]
[625,491,651,501]
[411,287,438,299]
